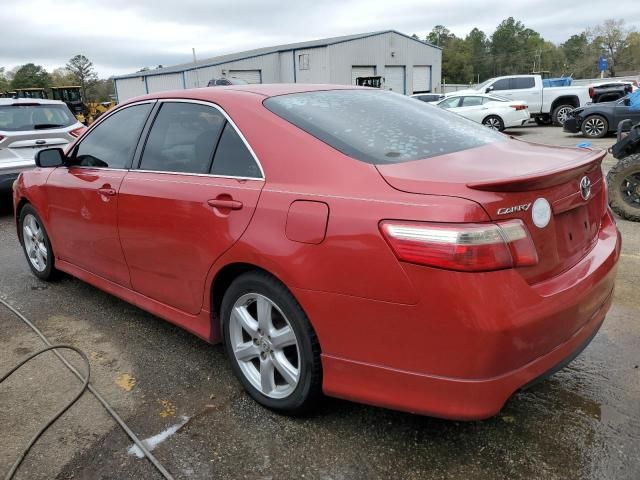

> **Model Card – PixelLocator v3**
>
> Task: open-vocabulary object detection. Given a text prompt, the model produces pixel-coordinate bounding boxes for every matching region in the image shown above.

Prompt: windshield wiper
[33,123,64,130]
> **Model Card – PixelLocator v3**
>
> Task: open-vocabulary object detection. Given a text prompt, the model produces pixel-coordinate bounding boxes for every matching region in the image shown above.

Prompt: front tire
[482,115,504,131]
[19,205,57,280]
[581,115,608,139]
[607,153,640,222]
[221,271,322,414]
[552,104,574,126]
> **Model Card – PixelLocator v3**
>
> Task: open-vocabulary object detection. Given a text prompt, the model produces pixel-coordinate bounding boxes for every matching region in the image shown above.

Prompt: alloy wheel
[556,106,572,125]
[584,117,605,137]
[22,214,47,272]
[229,293,300,399]
[483,117,502,130]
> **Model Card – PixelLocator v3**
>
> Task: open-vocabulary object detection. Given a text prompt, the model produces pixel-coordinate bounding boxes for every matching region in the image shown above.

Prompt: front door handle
[98,187,117,197]
[207,198,243,210]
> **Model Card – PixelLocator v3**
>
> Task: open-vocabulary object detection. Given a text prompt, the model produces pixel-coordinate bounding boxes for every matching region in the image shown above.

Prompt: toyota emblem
[580,176,592,200]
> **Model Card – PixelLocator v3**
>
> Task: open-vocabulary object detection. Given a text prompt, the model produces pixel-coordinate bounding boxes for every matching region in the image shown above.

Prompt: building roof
[114,30,440,80]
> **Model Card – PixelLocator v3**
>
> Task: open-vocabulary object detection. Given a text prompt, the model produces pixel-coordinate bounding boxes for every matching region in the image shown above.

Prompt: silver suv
[0,98,85,194]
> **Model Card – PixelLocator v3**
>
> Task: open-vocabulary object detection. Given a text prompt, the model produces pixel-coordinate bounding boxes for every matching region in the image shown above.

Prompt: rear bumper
[297,211,621,419]
[563,117,581,133]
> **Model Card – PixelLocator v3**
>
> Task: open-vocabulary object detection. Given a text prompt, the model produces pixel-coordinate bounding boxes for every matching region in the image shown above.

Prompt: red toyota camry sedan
[13,85,620,419]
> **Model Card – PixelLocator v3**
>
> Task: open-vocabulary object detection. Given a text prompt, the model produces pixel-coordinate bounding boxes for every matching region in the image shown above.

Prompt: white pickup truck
[448,74,591,126]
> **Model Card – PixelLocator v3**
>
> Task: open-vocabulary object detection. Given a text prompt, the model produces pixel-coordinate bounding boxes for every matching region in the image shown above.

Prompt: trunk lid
[376,139,606,283]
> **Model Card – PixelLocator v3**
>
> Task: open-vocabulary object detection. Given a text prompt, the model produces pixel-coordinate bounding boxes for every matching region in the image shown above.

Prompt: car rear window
[0,104,76,131]
[264,90,505,164]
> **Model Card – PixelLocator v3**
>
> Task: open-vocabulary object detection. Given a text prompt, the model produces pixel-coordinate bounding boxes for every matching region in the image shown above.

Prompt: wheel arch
[551,95,580,111]
[14,196,31,244]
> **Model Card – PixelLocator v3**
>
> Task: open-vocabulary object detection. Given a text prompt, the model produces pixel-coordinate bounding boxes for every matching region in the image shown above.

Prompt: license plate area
[555,204,600,258]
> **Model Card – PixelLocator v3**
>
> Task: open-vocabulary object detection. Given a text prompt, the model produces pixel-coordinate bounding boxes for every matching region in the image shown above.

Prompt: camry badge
[580,176,592,200]
[532,198,552,228]
[497,203,531,215]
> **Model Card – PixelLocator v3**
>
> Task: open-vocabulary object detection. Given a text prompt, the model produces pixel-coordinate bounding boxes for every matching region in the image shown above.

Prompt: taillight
[379,220,538,272]
[588,87,595,98]
[69,126,86,138]
[510,105,528,111]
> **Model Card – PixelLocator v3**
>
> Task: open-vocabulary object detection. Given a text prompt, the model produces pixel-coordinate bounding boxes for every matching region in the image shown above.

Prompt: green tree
[50,67,77,87]
[427,25,455,48]
[465,28,491,81]
[10,63,50,89]
[0,67,9,92]
[66,54,98,102]
[590,19,629,76]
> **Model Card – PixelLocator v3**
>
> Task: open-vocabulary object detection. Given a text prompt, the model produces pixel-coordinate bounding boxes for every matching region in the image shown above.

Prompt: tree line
[0,55,114,102]
[414,17,640,84]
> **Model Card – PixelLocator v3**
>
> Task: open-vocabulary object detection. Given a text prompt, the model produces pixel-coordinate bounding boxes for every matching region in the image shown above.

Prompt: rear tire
[221,271,322,414]
[607,153,640,222]
[552,104,574,126]
[581,115,608,139]
[482,115,504,132]
[19,204,57,280]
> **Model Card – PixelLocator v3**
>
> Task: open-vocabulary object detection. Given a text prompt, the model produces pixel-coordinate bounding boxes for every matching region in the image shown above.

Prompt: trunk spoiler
[466,149,606,192]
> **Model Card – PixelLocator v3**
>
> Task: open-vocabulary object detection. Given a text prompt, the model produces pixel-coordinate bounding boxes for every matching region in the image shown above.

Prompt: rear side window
[0,104,76,132]
[438,96,461,109]
[511,77,535,89]
[140,102,226,174]
[264,90,504,164]
[461,96,484,107]
[211,123,262,178]
[73,103,152,168]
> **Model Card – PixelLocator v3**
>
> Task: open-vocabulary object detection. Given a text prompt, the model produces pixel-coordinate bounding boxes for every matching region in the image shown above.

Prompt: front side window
[491,79,510,91]
[140,102,225,174]
[73,103,152,168]
[265,90,504,164]
[511,77,535,89]
[0,105,76,132]
[438,96,462,109]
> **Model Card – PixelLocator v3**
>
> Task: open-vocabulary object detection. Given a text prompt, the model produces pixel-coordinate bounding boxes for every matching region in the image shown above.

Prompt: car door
[453,96,487,122]
[44,101,154,287]
[117,100,264,315]
[496,77,540,112]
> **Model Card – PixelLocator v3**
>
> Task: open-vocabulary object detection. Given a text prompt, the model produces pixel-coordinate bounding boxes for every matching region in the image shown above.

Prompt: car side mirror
[485,86,494,94]
[35,148,66,168]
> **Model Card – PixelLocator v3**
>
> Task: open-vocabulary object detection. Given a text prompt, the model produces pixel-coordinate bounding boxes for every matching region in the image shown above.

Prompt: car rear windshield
[264,89,505,164]
[0,104,76,132]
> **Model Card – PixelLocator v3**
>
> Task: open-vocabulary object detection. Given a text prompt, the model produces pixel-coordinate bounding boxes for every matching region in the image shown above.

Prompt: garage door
[228,70,262,84]
[351,66,376,85]
[412,66,432,93]
[385,66,405,94]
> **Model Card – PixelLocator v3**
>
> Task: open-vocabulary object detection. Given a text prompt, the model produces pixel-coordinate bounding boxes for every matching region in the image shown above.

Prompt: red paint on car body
[13,84,620,419]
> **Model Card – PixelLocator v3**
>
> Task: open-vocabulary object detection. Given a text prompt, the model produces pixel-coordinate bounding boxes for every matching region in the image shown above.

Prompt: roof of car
[123,84,366,105]
[0,98,67,106]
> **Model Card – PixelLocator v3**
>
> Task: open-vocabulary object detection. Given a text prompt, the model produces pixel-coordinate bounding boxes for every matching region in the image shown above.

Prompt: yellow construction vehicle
[49,86,116,124]
[14,88,48,99]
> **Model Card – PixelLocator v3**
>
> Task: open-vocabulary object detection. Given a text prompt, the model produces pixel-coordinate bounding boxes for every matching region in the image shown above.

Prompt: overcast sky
[1,0,638,77]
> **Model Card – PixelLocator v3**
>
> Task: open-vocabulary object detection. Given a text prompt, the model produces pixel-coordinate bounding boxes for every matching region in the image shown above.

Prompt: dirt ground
[0,124,639,480]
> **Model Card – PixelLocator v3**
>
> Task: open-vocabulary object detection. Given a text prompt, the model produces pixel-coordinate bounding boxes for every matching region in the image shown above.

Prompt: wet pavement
[1,124,639,479]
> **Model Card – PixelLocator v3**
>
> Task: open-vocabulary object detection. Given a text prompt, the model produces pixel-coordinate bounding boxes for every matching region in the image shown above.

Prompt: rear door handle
[98,187,117,196]
[207,199,243,210]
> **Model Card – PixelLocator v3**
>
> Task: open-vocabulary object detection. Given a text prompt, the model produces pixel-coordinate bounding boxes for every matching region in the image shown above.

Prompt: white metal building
[113,31,442,102]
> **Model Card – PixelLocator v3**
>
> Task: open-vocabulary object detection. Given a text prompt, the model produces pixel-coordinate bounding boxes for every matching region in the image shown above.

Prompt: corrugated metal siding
[115,77,147,102]
[279,52,295,83]
[146,73,184,93]
[184,53,280,88]
[295,48,329,83]
[327,32,441,94]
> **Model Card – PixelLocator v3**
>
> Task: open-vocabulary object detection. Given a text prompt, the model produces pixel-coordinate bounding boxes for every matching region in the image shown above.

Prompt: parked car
[448,74,591,126]
[588,81,635,103]
[0,99,85,194]
[14,86,620,420]
[563,96,640,138]
[437,93,530,131]
[411,93,444,103]
[207,77,249,87]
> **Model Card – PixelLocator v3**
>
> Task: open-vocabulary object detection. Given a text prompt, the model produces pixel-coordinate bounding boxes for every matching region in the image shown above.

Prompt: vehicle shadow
[0,194,13,217]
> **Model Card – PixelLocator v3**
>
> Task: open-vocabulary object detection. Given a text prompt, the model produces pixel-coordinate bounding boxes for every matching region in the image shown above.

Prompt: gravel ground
[0,124,639,480]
